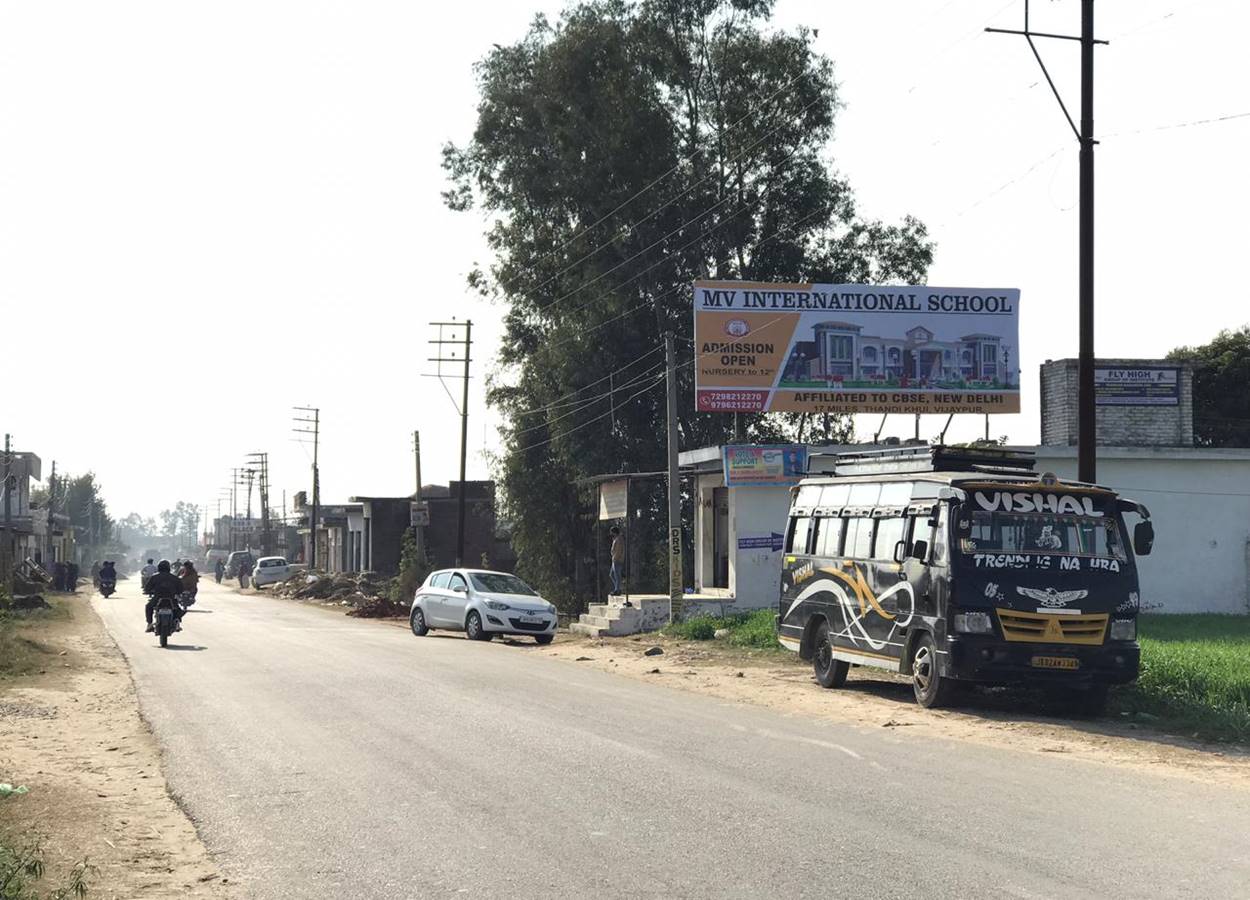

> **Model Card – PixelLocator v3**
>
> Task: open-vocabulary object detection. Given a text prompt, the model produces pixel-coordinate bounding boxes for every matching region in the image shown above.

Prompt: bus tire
[812,620,849,689]
[911,633,954,708]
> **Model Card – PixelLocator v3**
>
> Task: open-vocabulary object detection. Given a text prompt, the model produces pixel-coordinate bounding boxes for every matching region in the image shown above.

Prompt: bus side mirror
[1133,521,1154,556]
[893,541,906,564]
[909,539,929,562]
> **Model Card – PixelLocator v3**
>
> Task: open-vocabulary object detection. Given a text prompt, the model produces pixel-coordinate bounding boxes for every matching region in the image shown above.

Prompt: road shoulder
[0,594,234,898]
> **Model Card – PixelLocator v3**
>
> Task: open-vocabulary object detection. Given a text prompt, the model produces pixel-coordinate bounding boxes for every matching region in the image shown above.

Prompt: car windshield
[469,573,537,596]
[961,511,1126,560]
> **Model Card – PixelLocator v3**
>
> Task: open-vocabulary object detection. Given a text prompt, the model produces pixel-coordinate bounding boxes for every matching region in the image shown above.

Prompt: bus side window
[930,507,949,564]
[816,517,844,557]
[873,517,907,562]
[787,516,812,555]
[845,517,874,559]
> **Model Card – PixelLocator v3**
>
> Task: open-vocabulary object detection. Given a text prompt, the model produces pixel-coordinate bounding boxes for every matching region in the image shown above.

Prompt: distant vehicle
[205,549,229,568]
[225,551,255,578]
[252,556,292,588]
[410,569,557,644]
[777,445,1154,713]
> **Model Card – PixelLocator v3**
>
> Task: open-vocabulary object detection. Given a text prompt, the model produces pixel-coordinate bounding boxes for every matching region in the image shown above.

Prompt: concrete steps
[569,596,671,637]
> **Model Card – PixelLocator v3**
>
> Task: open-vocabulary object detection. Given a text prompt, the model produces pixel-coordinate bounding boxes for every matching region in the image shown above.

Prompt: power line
[511,360,669,436]
[511,346,665,418]
[1102,110,1250,139]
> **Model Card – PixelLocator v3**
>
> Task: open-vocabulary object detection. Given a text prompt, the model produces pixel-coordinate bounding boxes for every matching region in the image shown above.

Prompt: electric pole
[665,334,682,622]
[412,430,425,561]
[988,0,1105,481]
[248,451,271,554]
[293,407,320,568]
[427,321,472,566]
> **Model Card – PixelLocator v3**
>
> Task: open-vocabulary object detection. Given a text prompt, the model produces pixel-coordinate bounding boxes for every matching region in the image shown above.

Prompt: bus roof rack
[826,445,1037,477]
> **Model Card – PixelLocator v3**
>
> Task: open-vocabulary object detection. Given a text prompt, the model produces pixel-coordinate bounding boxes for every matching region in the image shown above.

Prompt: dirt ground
[526,631,1250,788]
[0,596,233,899]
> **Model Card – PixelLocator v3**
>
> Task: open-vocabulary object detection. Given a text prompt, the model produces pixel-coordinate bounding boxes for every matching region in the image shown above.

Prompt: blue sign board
[737,532,785,552]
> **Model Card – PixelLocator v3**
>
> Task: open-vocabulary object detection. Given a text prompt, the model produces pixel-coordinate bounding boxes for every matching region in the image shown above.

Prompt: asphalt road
[95,578,1250,899]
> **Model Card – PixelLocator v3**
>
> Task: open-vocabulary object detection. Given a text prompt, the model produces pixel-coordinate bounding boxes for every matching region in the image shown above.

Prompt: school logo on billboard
[693,281,1022,415]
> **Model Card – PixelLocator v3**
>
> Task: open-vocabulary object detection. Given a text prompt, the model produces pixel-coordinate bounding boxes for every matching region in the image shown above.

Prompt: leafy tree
[445,0,933,607]
[1169,326,1250,447]
[62,473,113,549]
[158,501,201,546]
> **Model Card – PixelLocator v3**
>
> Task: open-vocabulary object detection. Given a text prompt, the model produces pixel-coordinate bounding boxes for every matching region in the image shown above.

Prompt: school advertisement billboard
[722,445,808,486]
[693,281,1021,415]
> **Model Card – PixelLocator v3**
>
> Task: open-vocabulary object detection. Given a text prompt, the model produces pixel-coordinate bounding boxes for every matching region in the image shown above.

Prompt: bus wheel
[911,633,954,708]
[812,620,849,689]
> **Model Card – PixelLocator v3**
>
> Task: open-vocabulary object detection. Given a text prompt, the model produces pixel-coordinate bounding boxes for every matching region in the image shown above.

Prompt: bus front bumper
[945,636,1140,685]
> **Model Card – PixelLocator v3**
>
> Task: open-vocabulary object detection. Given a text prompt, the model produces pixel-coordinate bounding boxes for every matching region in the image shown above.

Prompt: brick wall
[1039,358,1194,447]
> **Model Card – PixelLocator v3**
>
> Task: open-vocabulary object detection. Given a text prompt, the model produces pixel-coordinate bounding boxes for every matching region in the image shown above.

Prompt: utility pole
[293,407,320,568]
[427,321,472,566]
[412,431,425,561]
[988,0,1106,481]
[247,452,270,554]
[45,460,56,564]
[665,334,682,623]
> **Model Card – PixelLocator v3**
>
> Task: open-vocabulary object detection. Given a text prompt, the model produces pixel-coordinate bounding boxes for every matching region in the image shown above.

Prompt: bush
[387,529,431,604]
[664,609,778,649]
[0,831,91,899]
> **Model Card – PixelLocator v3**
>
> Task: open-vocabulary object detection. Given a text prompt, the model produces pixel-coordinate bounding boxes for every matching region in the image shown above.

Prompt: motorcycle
[100,580,116,598]
[153,596,179,648]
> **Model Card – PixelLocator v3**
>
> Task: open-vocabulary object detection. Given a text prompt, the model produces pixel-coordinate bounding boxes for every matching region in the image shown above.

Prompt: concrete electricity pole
[988,0,1105,481]
[427,321,472,566]
[665,334,682,622]
[2,434,12,595]
[293,408,321,568]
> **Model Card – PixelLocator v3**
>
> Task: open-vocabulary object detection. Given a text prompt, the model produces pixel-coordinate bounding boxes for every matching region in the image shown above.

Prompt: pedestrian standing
[66,561,79,592]
[609,525,624,596]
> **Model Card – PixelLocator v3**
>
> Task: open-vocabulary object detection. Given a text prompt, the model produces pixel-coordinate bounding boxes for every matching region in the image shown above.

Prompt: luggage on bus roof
[822,445,1037,477]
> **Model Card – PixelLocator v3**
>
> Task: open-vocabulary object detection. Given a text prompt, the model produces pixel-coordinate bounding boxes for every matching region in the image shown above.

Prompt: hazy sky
[3,0,1246,521]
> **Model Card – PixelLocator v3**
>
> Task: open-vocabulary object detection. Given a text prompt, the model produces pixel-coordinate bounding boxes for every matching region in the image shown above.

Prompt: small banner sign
[737,532,785,552]
[598,479,628,520]
[723,445,807,486]
[1094,366,1180,406]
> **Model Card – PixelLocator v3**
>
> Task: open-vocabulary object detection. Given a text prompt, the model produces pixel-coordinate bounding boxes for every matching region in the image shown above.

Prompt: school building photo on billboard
[694,281,1021,415]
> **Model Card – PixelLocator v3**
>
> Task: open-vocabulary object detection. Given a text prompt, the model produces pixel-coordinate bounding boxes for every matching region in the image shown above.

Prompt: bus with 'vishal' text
[776,445,1155,713]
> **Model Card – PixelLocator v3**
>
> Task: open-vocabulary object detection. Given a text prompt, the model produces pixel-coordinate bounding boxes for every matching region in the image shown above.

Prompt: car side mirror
[910,539,929,562]
[1133,521,1154,556]
[452,584,467,593]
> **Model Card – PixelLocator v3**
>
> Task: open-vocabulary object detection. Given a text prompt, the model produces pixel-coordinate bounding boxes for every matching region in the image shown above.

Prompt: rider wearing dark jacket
[144,560,185,632]
[99,561,117,585]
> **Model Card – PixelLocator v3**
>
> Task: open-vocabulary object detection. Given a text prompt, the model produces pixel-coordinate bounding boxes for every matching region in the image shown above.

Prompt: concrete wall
[728,484,792,610]
[1034,446,1250,614]
[1040,358,1194,447]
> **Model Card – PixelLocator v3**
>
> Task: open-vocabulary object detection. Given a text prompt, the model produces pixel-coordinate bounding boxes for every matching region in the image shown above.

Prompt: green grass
[665,609,781,650]
[0,603,68,679]
[1112,614,1250,743]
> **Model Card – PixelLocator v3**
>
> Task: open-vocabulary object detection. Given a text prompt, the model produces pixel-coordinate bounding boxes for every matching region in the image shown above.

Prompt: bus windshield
[960,511,1127,561]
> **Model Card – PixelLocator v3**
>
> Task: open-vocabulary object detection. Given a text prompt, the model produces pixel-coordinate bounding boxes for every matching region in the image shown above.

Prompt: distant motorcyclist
[140,558,158,590]
[179,560,200,603]
[99,561,117,589]
[143,560,185,633]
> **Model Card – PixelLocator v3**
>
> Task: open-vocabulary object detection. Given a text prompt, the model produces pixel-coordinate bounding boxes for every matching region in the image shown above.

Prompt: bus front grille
[995,609,1108,645]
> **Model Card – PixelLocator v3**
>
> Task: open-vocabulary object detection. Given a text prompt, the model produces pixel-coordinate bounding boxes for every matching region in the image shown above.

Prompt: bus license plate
[1031,655,1080,670]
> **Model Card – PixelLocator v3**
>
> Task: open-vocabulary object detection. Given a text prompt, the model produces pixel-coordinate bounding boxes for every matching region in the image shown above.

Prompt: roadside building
[1038,357,1250,614]
[420,481,516,572]
[2,452,42,567]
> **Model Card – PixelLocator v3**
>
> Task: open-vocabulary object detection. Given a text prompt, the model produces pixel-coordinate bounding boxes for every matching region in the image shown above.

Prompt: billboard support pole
[665,333,682,623]
[872,414,888,444]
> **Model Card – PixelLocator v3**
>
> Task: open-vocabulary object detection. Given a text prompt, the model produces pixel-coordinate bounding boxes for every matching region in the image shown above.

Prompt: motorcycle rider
[143,560,185,633]
[179,559,200,604]
[140,558,158,590]
[99,560,117,591]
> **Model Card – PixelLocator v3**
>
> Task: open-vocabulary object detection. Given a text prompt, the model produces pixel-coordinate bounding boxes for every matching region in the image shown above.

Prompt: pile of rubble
[273,570,407,617]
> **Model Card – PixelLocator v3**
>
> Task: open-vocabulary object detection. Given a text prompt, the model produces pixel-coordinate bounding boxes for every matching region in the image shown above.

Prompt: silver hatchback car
[410,569,557,644]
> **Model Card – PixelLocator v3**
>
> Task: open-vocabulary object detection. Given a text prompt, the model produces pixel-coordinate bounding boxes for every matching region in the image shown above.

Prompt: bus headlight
[1110,618,1136,641]
[953,612,994,635]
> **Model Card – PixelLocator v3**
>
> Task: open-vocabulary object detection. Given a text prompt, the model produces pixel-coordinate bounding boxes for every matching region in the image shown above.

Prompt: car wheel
[911,633,954,708]
[410,607,429,637]
[534,634,554,645]
[465,610,490,641]
[812,620,849,688]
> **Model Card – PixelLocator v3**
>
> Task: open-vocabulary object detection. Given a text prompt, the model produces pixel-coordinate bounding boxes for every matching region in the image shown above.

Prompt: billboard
[722,445,807,486]
[1095,366,1179,406]
[694,281,1021,414]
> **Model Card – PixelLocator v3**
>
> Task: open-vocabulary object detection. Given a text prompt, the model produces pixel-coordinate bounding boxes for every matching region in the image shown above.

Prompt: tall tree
[445,0,933,605]
[1169,325,1250,446]
[63,473,114,548]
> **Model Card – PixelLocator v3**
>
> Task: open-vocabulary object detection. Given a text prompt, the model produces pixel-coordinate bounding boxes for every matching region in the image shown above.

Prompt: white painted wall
[728,484,793,610]
[1034,446,1250,615]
